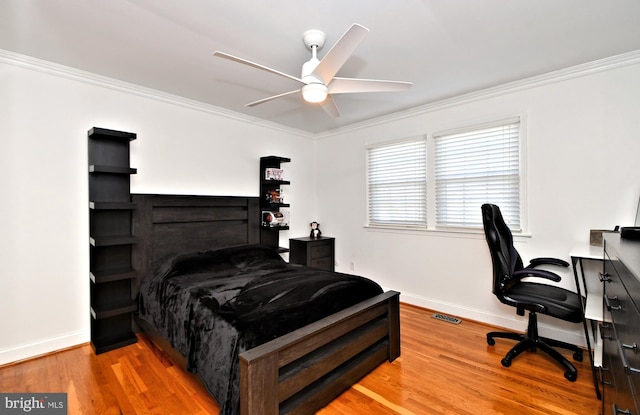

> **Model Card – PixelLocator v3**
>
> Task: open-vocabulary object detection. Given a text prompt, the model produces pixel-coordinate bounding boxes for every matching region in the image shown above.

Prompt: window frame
[366,117,527,235]
[366,136,428,229]
[431,117,523,232]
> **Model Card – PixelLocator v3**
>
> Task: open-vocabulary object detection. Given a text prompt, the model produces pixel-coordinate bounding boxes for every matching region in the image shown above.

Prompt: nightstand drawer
[311,244,332,259]
[289,237,335,272]
[310,257,333,270]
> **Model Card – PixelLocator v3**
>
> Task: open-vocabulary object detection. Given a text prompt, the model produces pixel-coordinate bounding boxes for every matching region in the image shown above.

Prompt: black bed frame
[131,194,400,415]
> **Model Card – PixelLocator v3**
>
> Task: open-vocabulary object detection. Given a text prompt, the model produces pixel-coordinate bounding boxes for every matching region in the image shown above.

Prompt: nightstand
[289,236,335,271]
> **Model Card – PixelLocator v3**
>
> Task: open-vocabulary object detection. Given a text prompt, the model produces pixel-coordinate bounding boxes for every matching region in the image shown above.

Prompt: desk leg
[572,256,602,400]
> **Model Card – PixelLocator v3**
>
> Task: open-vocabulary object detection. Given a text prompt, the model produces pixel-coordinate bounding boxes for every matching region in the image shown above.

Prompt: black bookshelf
[88,127,138,354]
[259,156,290,252]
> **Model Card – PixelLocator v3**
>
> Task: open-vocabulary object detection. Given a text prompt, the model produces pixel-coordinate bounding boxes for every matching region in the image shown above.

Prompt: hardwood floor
[0,304,601,414]
[321,304,600,415]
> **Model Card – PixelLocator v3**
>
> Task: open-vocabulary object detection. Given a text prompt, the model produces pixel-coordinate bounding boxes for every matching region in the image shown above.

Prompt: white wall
[2,52,638,364]
[0,57,317,364]
[316,59,640,346]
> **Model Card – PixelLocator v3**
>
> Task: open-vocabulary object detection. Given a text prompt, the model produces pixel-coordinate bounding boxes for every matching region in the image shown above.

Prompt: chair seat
[505,282,583,323]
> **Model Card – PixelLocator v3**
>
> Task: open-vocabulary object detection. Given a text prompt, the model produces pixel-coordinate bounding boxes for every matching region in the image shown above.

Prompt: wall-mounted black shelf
[261,179,291,186]
[90,268,137,284]
[89,235,137,247]
[90,302,138,320]
[260,225,290,231]
[90,201,136,210]
[88,127,138,354]
[265,203,291,209]
[89,165,137,174]
[259,156,290,252]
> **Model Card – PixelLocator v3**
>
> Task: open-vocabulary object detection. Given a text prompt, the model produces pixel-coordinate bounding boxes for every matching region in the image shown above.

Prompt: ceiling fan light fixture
[213,23,410,118]
[302,83,328,103]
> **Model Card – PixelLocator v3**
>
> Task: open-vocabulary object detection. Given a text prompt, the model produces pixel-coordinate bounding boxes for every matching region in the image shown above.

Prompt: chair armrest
[528,257,570,268]
[513,268,562,282]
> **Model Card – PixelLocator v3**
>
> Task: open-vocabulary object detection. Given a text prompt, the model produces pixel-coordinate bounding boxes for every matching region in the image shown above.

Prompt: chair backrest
[481,204,524,298]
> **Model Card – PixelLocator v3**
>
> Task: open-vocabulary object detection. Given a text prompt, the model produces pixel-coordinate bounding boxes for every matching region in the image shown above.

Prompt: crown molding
[315,49,640,139]
[0,49,317,140]
[2,48,639,140]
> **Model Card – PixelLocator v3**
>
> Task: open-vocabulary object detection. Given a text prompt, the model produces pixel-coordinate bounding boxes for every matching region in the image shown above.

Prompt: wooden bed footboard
[239,290,401,415]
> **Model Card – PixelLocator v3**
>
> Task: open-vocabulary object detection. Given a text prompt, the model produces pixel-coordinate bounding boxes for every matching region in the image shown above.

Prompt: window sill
[364,225,531,240]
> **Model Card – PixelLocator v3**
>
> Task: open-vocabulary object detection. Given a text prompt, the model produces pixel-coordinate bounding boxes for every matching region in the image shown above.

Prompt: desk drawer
[604,323,640,415]
[607,251,640,311]
[603,235,640,415]
[605,258,640,372]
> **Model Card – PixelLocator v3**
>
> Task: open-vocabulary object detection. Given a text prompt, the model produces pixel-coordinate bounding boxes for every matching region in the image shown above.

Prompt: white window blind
[434,119,521,231]
[367,138,427,227]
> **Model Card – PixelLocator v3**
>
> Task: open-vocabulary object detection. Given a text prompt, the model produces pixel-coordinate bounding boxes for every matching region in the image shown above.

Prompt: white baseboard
[0,330,89,366]
[396,291,587,348]
[0,289,588,366]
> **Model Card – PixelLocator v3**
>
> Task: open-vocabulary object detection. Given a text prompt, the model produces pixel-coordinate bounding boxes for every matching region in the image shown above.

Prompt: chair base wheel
[501,358,511,367]
[564,370,577,382]
[487,336,495,346]
[573,351,583,362]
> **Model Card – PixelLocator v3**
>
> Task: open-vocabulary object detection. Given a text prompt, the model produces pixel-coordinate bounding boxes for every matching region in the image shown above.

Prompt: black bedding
[138,244,383,415]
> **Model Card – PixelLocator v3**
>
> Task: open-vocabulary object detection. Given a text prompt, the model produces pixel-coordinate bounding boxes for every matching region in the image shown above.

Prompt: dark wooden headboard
[131,194,260,289]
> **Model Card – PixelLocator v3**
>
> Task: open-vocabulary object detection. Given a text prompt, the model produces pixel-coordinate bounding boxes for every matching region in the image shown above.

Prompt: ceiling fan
[212,23,412,117]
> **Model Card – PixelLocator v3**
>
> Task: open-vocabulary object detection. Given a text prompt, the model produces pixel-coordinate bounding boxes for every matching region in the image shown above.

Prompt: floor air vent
[432,313,462,324]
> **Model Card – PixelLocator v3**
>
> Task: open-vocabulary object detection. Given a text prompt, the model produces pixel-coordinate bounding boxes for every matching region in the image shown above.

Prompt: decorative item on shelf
[265,168,284,181]
[263,211,289,227]
[265,189,282,203]
[310,221,322,238]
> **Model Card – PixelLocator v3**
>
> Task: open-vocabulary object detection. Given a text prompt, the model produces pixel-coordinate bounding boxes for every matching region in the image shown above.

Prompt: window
[434,119,521,231]
[367,118,522,232]
[367,137,427,227]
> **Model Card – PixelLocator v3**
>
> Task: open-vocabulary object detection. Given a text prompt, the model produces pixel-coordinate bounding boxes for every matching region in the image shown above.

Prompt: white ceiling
[2,0,640,134]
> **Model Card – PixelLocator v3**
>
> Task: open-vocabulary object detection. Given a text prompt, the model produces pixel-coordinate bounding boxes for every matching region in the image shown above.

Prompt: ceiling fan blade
[328,77,413,94]
[246,89,300,107]
[311,23,369,85]
[320,95,340,118]
[213,51,304,84]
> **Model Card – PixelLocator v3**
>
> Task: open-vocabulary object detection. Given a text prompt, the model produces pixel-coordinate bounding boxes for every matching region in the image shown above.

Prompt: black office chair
[481,203,584,381]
